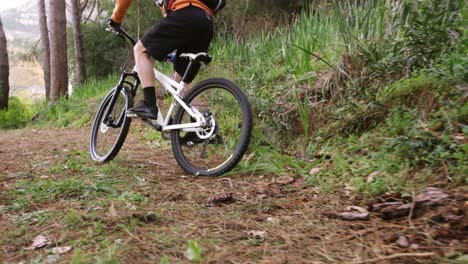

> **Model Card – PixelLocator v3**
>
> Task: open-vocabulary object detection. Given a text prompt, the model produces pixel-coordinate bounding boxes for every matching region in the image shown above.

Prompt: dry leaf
[294,177,306,188]
[396,235,410,248]
[309,167,321,175]
[29,235,51,250]
[321,209,339,218]
[345,206,369,214]
[108,202,118,218]
[340,212,370,221]
[52,246,72,254]
[410,243,420,249]
[414,188,449,206]
[204,192,234,207]
[266,217,280,225]
[366,172,381,183]
[276,176,295,185]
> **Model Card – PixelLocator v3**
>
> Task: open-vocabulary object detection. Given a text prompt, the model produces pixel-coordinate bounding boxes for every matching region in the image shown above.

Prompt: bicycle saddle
[180,52,212,65]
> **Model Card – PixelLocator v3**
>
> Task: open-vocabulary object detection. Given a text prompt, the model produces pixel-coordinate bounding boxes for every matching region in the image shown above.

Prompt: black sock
[143,86,156,107]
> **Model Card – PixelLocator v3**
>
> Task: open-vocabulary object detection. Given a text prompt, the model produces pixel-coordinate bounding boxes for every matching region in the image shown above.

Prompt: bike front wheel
[90,87,133,162]
[171,78,253,176]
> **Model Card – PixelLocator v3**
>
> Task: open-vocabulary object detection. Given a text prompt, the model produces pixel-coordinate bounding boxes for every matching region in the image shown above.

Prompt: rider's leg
[127,40,158,119]
[135,40,155,89]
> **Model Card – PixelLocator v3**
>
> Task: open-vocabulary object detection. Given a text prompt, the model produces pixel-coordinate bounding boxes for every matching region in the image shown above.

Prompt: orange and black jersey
[111,0,214,23]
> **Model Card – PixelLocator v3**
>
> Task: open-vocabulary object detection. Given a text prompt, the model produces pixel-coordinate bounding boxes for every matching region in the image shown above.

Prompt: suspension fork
[103,72,139,126]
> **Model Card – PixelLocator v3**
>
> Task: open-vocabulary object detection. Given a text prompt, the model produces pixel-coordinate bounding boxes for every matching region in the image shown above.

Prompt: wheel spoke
[90,88,132,162]
[171,79,252,176]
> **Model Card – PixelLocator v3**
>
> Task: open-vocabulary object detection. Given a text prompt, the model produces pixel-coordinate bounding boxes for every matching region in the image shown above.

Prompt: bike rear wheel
[171,78,253,176]
[90,87,133,162]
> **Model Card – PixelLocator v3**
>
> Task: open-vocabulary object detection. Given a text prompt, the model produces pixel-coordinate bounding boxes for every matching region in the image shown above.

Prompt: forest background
[0,0,467,262]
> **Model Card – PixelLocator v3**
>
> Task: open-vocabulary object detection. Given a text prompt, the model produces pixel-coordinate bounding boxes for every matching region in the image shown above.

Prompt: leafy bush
[358,0,465,84]
[80,22,130,79]
[0,97,32,129]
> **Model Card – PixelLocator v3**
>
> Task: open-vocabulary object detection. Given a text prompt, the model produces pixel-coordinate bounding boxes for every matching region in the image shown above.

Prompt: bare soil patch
[0,128,466,263]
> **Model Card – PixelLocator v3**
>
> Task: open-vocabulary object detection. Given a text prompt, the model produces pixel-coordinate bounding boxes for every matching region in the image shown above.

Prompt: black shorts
[141,6,214,83]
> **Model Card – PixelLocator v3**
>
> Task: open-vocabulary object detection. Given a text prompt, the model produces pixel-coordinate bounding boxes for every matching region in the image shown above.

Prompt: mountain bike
[89,28,253,176]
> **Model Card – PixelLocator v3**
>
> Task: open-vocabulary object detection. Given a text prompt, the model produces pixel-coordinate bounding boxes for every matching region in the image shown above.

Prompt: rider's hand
[107,18,121,32]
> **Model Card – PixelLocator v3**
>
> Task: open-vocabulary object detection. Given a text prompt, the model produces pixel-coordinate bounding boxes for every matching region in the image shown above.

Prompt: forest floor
[0,127,466,263]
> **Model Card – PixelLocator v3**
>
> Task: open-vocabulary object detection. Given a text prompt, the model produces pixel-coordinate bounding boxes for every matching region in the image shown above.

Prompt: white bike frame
[133,66,211,135]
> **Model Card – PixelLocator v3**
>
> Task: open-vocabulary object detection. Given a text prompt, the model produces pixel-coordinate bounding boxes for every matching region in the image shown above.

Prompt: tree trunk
[71,0,86,86]
[49,0,69,102]
[0,16,10,110]
[38,0,51,101]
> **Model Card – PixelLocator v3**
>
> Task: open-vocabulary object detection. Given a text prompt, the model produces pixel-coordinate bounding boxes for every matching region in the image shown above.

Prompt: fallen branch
[350,252,435,264]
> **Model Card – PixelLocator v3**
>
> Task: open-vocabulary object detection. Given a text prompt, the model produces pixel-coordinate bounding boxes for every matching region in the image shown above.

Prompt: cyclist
[107,0,215,119]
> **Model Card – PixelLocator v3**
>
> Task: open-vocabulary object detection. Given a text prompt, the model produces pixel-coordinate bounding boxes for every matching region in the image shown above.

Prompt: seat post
[181,60,196,83]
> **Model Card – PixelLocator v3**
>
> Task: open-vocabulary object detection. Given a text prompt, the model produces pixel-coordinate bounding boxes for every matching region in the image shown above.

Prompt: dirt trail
[0,128,466,263]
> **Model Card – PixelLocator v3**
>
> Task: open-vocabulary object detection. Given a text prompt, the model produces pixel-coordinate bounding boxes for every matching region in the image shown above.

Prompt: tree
[49,0,69,102]
[38,0,51,101]
[0,16,10,110]
[71,0,86,86]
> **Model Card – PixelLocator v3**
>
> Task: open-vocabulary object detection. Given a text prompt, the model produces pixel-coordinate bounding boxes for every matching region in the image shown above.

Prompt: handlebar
[107,27,137,46]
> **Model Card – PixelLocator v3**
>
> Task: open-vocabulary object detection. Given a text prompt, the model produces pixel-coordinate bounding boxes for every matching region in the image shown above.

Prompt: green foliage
[159,256,170,264]
[385,107,418,137]
[32,75,119,128]
[64,209,84,228]
[81,22,130,79]
[71,0,162,79]
[118,191,148,205]
[294,89,311,157]
[401,0,463,70]
[0,97,32,129]
[356,177,389,197]
[185,240,202,263]
[215,0,308,39]
[354,0,465,83]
